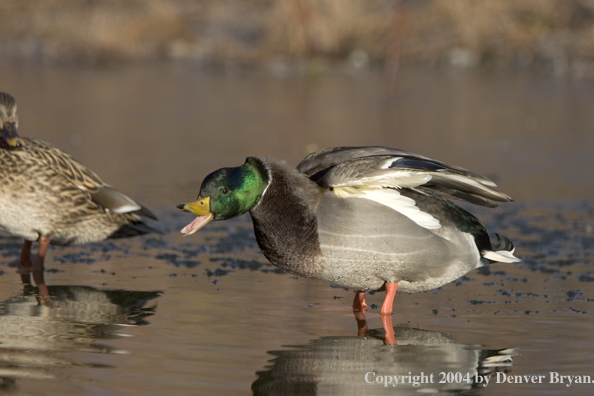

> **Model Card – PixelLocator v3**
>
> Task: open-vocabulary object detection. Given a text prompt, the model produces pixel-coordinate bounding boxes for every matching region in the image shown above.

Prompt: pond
[1,63,593,395]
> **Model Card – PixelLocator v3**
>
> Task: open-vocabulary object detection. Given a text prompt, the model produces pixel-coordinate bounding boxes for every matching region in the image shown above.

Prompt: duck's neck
[249,158,324,278]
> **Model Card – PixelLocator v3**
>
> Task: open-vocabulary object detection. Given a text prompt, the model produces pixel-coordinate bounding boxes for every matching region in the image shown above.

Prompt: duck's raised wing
[297,146,512,208]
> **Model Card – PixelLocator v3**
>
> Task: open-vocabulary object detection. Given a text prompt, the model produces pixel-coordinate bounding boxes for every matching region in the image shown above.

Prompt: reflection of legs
[352,307,397,344]
[31,237,50,302]
[380,282,398,344]
[381,314,397,345]
[352,290,367,311]
[18,240,33,285]
[353,309,368,336]
[352,291,368,336]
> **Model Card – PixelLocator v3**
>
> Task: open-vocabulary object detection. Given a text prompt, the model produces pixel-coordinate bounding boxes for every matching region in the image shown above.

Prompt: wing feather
[299,146,511,207]
[23,138,157,220]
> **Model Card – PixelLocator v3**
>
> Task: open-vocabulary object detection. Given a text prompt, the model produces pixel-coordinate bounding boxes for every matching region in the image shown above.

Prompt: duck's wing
[302,147,520,263]
[297,146,511,208]
[298,146,496,185]
[24,138,157,220]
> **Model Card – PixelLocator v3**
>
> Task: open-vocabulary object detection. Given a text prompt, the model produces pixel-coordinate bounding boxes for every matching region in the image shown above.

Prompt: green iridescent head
[177,157,269,235]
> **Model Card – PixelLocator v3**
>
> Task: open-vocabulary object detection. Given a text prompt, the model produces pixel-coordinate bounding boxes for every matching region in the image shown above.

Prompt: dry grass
[0,0,189,63]
[0,0,593,76]
[402,0,594,72]
[264,0,389,58]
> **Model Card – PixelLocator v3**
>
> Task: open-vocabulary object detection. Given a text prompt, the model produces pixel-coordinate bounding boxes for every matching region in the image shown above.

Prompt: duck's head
[177,157,269,235]
[0,92,25,149]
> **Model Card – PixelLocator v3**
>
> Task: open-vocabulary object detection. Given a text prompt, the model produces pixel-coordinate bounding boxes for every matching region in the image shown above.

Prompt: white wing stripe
[333,187,441,230]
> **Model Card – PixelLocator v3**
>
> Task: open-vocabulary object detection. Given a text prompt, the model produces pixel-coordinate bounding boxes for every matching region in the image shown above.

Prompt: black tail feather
[492,233,515,252]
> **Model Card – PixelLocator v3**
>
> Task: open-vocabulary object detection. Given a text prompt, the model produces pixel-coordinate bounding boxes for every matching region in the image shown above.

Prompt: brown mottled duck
[0,92,157,301]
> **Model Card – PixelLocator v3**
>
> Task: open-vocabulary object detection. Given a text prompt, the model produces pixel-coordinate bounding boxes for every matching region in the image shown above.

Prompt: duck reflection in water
[0,285,160,385]
[253,319,516,396]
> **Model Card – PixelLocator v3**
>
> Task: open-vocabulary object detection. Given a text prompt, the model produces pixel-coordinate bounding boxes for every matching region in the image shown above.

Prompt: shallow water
[0,64,593,395]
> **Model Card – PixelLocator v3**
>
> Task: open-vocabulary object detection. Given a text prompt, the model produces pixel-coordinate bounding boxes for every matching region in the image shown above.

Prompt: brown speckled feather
[19,138,106,193]
[0,94,157,246]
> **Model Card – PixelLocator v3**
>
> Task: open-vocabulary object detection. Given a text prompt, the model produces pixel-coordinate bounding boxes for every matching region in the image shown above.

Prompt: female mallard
[0,92,157,299]
[178,146,520,314]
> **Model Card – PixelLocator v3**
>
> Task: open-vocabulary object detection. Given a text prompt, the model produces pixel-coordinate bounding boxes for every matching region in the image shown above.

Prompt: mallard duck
[0,92,157,299]
[178,146,520,314]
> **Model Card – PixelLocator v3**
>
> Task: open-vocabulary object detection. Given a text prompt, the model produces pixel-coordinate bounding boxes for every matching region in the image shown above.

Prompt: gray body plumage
[315,194,479,293]
[0,137,156,245]
[248,147,519,294]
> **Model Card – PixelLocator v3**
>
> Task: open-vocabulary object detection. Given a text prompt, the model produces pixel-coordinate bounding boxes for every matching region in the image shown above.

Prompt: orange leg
[380,282,398,315]
[352,290,367,311]
[31,236,50,302]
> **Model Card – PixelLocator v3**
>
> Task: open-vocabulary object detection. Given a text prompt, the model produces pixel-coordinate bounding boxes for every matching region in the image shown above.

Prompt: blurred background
[1,0,593,205]
[1,2,594,395]
[2,0,594,75]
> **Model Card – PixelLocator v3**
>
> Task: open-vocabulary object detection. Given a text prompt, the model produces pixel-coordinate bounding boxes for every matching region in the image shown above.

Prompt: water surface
[0,64,593,395]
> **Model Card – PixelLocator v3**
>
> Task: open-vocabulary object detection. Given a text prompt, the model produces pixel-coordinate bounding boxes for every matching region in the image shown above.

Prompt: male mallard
[178,146,520,314]
[0,92,157,299]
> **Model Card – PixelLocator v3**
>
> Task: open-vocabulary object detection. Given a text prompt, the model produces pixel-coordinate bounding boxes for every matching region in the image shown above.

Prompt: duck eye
[222,187,229,195]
